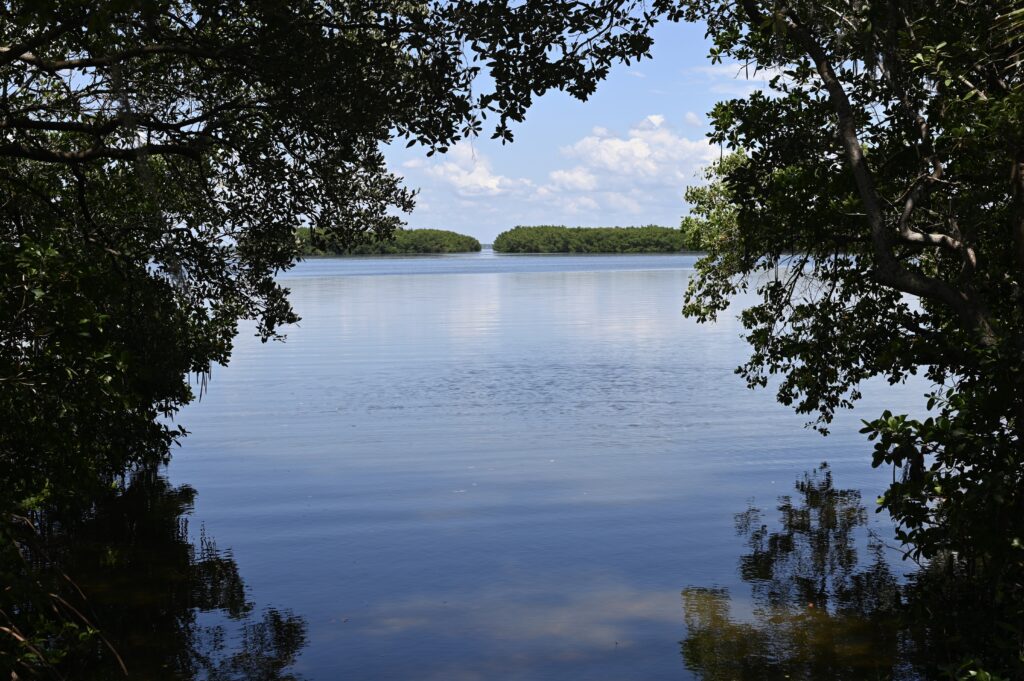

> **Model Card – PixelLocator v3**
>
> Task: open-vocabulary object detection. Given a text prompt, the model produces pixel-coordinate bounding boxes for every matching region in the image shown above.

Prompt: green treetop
[298,228,481,255]
[680,152,745,251]
[493,225,686,252]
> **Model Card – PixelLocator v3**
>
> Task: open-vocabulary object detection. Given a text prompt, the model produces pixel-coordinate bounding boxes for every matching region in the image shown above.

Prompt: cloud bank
[396,114,717,240]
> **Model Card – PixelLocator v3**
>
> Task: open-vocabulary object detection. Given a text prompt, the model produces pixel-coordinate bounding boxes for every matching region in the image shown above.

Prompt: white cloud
[689,62,789,96]
[394,115,718,237]
[691,62,787,81]
[565,195,599,213]
[684,111,703,127]
[511,114,717,225]
[603,191,644,214]
[549,166,598,191]
[561,117,716,181]
[425,143,532,197]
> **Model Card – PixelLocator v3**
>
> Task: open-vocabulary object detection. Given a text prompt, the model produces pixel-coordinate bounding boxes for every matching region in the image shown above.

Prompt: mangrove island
[298,228,481,256]
[492,225,693,253]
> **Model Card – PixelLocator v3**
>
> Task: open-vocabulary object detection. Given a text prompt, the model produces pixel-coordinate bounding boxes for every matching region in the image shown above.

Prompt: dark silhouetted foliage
[1,469,308,679]
[0,0,674,671]
[679,0,1024,674]
[682,465,905,680]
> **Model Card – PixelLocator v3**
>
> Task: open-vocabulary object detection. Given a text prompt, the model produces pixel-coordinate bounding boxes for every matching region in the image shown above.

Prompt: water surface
[169,250,921,679]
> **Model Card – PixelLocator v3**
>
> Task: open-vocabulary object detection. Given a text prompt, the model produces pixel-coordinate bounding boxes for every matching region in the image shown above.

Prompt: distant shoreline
[299,245,704,258]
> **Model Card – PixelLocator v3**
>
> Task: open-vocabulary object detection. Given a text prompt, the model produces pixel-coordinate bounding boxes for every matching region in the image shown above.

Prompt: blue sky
[385,20,776,243]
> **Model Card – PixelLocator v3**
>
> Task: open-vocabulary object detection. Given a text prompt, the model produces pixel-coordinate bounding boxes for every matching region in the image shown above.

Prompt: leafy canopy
[680,152,744,251]
[678,0,1024,673]
[0,1,673,670]
[0,0,673,510]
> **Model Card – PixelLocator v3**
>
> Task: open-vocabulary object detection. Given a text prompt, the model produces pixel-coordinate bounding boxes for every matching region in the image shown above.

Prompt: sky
[384,20,778,244]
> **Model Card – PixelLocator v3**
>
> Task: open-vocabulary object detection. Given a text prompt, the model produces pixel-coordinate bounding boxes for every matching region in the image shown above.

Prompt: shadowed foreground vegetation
[298,228,481,256]
[1,468,307,680]
[492,225,692,253]
[681,464,1020,680]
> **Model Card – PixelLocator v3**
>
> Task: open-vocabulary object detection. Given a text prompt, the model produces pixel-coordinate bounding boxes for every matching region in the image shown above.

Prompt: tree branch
[15,43,227,71]
[0,141,204,163]
[0,19,80,67]
[1012,147,1024,273]
[739,0,995,345]
[0,117,122,135]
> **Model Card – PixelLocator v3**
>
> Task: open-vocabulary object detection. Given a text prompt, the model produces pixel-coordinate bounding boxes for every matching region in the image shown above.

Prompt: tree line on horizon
[492,224,706,253]
[298,222,724,256]
[297,227,481,255]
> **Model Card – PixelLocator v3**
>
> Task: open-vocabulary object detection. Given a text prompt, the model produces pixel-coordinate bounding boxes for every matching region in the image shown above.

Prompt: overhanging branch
[0,141,204,163]
[739,0,996,345]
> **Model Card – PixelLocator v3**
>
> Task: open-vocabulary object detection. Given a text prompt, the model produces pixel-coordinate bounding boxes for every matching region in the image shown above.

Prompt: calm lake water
[167,249,922,680]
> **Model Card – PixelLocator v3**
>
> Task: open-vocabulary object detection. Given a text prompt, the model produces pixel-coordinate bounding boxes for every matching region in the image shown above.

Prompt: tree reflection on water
[681,464,917,680]
[37,468,307,680]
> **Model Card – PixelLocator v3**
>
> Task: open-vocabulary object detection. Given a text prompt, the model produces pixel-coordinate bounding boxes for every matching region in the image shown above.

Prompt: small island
[492,225,690,253]
[298,228,481,255]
